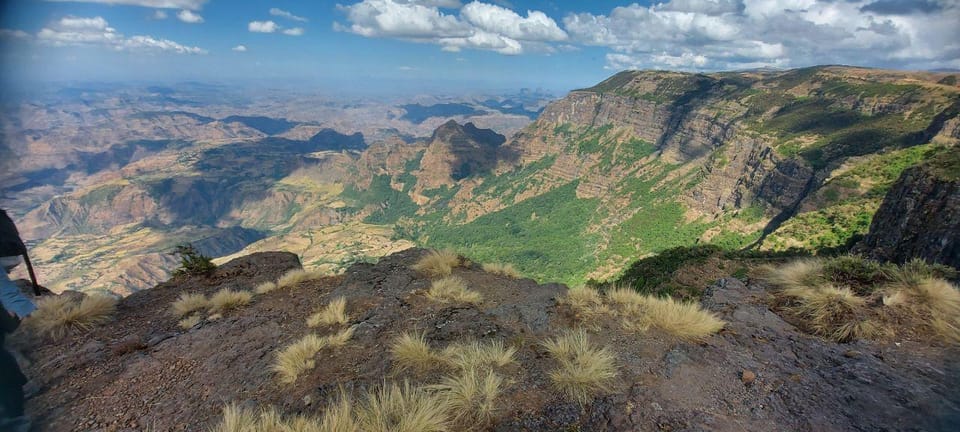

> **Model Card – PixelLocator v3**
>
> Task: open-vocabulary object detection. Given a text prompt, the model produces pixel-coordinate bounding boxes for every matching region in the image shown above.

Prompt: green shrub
[171,243,216,276]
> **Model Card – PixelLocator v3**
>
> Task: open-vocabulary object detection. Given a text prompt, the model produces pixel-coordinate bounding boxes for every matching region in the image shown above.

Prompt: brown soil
[9,249,960,431]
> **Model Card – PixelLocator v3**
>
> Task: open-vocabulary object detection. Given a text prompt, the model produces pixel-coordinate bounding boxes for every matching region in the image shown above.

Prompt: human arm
[1,271,35,319]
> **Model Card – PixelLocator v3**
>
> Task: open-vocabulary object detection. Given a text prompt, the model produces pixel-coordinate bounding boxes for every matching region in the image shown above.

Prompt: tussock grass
[274,334,328,384]
[543,329,617,405]
[178,314,202,330]
[28,294,118,340]
[325,326,356,348]
[781,285,872,342]
[430,369,503,423]
[207,289,253,314]
[355,381,450,432]
[254,281,277,295]
[426,276,482,304]
[769,256,960,343]
[212,403,259,432]
[441,340,516,372]
[886,277,960,342]
[277,268,326,289]
[171,292,209,317]
[633,295,726,340]
[390,332,445,373]
[762,259,823,291]
[481,262,520,278]
[559,286,609,323]
[308,297,349,327]
[412,249,460,278]
[212,404,330,432]
[319,396,358,432]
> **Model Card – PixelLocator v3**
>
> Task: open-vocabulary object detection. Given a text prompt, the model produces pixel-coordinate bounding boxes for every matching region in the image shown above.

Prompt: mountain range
[5,65,959,295]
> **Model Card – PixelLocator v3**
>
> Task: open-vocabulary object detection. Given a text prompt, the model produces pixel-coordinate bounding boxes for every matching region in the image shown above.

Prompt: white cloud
[232,44,247,52]
[152,10,168,19]
[336,0,566,55]
[460,1,567,42]
[282,27,305,36]
[122,35,206,53]
[269,8,308,22]
[563,0,960,71]
[47,0,206,10]
[177,9,204,23]
[402,0,462,7]
[36,15,206,54]
[0,29,31,39]
[249,20,279,33]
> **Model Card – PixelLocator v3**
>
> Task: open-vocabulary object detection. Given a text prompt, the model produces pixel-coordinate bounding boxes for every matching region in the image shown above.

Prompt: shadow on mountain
[221,116,298,135]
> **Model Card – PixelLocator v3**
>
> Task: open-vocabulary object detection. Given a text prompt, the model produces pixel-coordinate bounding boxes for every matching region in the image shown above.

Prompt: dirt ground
[8,249,960,431]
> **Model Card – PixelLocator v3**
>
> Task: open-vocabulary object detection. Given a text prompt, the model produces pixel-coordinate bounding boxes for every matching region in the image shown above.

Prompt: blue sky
[0,0,958,92]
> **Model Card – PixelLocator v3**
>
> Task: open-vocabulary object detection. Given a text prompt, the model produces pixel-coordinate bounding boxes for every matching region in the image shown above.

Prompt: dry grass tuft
[308,297,350,327]
[171,292,209,317]
[213,403,330,432]
[889,278,960,342]
[481,262,520,278]
[325,326,357,348]
[212,403,259,432]
[178,314,202,330]
[390,332,445,373]
[207,289,253,314]
[441,340,516,372]
[559,286,609,323]
[28,294,118,340]
[277,268,326,289]
[781,285,871,342]
[355,381,450,432]
[426,276,482,304]
[632,295,726,340]
[274,334,328,384]
[543,329,618,406]
[254,281,278,295]
[411,249,460,278]
[430,369,503,424]
[319,396,358,432]
[762,259,824,291]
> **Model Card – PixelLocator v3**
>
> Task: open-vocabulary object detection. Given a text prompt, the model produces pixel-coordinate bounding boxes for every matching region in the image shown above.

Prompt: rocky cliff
[855,148,960,267]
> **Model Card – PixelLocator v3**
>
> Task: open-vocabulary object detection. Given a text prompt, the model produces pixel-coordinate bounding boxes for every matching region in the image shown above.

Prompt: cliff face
[415,120,505,190]
[855,150,960,268]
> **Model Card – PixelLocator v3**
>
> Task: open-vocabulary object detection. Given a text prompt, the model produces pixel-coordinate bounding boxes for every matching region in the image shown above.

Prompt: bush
[170,243,216,277]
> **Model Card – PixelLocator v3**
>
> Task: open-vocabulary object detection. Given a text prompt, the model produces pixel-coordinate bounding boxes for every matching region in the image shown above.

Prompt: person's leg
[0,348,26,418]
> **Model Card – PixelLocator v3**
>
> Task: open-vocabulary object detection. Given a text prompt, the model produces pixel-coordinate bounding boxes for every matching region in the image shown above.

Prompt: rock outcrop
[11,250,960,431]
[416,120,506,189]
[855,149,960,267]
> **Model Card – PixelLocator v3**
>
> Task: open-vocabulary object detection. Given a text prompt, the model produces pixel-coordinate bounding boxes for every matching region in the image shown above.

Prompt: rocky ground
[8,248,960,431]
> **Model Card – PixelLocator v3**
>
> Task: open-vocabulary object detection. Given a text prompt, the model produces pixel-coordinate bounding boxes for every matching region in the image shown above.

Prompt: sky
[0,0,958,92]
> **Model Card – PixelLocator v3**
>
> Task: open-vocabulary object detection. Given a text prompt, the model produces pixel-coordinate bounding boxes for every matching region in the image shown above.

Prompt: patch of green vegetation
[819,79,921,99]
[404,150,425,172]
[925,146,960,181]
[737,204,767,224]
[832,143,944,197]
[79,184,124,206]
[576,125,613,155]
[620,138,657,161]
[767,200,878,252]
[171,243,216,277]
[341,174,419,225]
[709,229,762,250]
[472,155,556,205]
[580,71,638,94]
[424,181,600,285]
